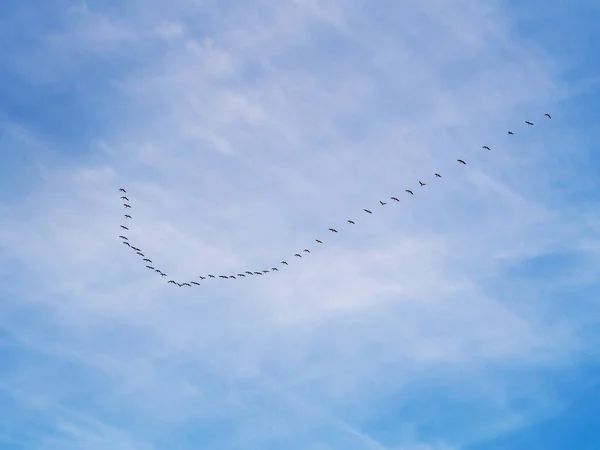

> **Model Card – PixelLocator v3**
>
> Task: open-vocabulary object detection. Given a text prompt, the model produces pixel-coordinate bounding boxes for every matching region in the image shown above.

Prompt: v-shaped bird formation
[117,114,553,287]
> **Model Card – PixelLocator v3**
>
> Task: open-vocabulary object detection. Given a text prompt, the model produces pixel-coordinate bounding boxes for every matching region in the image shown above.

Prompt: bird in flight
[545,113,551,119]
[199,276,206,280]
[379,200,386,206]
[238,274,246,277]
[405,190,414,195]
[419,181,425,187]
[229,275,236,279]
[119,188,126,193]
[245,271,254,275]
[364,209,372,214]
[435,173,441,178]
[168,280,176,284]
[303,249,310,253]
[182,283,191,287]
[123,241,131,247]
[271,268,279,271]
[457,159,466,165]
[482,146,490,150]
[508,131,514,135]
[208,274,216,278]
[124,214,132,219]
[329,228,338,233]
[316,239,323,244]
[131,247,141,252]
[347,220,355,224]
[219,275,228,279]
[120,196,129,201]
[119,235,128,240]
[120,225,129,230]
[143,258,152,263]
[294,253,302,257]
[525,121,534,126]
[262,270,269,273]
[255,272,263,276]
[281,261,288,265]
[146,265,154,270]
[391,197,399,202]
[191,281,200,286]
[123,204,132,208]
[136,252,144,256]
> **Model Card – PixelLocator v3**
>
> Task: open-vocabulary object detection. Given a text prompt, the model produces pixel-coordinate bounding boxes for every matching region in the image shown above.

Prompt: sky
[1,0,600,449]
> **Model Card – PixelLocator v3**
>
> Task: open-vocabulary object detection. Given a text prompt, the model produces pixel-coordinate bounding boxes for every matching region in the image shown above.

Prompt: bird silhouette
[191,281,200,285]
[262,270,269,273]
[508,131,514,135]
[281,261,288,265]
[294,253,302,257]
[168,280,176,284]
[143,258,152,263]
[124,214,132,219]
[132,247,141,252]
[208,274,216,278]
[123,204,132,208]
[347,220,355,224]
[182,283,191,287]
[120,196,129,201]
[199,276,206,280]
[271,268,279,271]
[119,235,128,240]
[146,265,154,270]
[419,181,425,186]
[303,249,310,253]
[123,242,131,247]
[316,239,323,244]
[435,173,442,178]
[391,197,399,202]
[379,200,386,206]
[120,225,129,230]
[136,252,144,256]
[229,275,236,279]
[525,121,534,126]
[405,190,414,195]
[245,271,253,275]
[482,146,490,150]
[364,209,372,214]
[545,113,551,119]
[238,274,246,277]
[255,272,263,276]
[457,159,466,165]
[329,228,338,233]
[119,188,126,193]
[160,273,167,277]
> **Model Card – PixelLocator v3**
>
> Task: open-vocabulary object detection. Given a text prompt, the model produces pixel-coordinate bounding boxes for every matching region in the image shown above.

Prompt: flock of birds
[118,114,553,287]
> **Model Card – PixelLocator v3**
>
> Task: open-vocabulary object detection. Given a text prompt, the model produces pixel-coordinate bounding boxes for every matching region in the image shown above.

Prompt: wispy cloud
[1,0,599,449]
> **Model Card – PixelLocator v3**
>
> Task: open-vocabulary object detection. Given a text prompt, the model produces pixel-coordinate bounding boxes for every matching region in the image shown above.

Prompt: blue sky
[1,0,600,449]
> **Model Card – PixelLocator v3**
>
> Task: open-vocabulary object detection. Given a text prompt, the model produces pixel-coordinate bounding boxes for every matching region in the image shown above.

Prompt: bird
[160,273,167,277]
[271,268,279,271]
[119,235,128,240]
[347,220,355,224]
[525,121,534,126]
[123,242,131,247]
[435,173,442,178]
[238,274,246,277]
[168,280,176,284]
[364,209,372,214]
[131,247,141,252]
[124,214,132,219]
[143,258,152,263]
[281,261,288,265]
[177,283,183,287]
[191,281,200,285]
[457,159,466,165]
[379,200,386,206]
[208,274,216,278]
[123,204,132,208]
[146,265,154,270]
[199,276,206,280]
[120,196,129,201]
[405,190,414,195]
[508,131,514,135]
[329,228,338,233]
[303,249,310,253]
[120,225,129,230]
[119,188,126,193]
[262,270,269,273]
[295,253,302,257]
[245,271,253,275]
[254,272,263,276]
[482,146,490,150]
[316,239,323,244]
[419,181,425,187]
[391,197,399,202]
[136,252,144,256]
[182,283,191,287]
[229,276,236,279]
[219,275,228,279]
[545,113,551,119]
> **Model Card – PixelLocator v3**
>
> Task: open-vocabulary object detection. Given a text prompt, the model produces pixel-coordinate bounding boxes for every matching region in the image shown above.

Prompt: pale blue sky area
[1,1,600,449]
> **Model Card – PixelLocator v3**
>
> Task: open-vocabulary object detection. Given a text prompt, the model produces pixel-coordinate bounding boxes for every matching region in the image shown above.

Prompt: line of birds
[117,114,552,287]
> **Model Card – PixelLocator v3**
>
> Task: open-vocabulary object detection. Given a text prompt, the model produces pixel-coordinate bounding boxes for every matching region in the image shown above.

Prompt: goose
[123,204,132,208]
[182,283,191,287]
[245,271,254,275]
[254,272,263,276]
[347,220,355,224]
[545,113,551,119]
[364,209,372,214]
[191,281,200,285]
[123,242,131,247]
[160,273,167,277]
[391,197,399,202]
[199,276,206,280]
[281,261,289,265]
[405,190,414,195]
[146,265,154,270]
[303,249,310,253]
[238,274,246,277]
[262,270,269,273]
[229,276,236,279]
[482,146,490,150]
[168,280,176,284]
[120,225,129,230]
[525,121,534,126]
[329,228,338,233]
[419,181,425,187]
[208,274,216,278]
[316,239,323,244]
[295,253,302,257]
[143,258,152,263]
[136,252,144,256]
[379,200,386,206]
[435,173,442,178]
[457,159,466,165]
[120,196,129,201]
[271,268,279,271]
[124,214,132,219]
[508,131,514,135]
[119,235,128,240]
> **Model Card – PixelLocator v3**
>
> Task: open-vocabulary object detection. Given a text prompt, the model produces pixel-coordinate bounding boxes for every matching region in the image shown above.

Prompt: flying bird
[303,249,310,253]
[119,235,128,240]
[136,252,144,257]
[168,280,176,284]
[191,281,200,285]
[124,214,132,219]
[435,173,441,178]
[120,196,129,201]
[457,159,466,165]
[160,273,167,277]
[419,181,425,187]
[391,197,399,202]
[199,276,206,280]
[364,209,372,214]
[271,268,279,271]
[379,201,386,206]
[347,220,355,224]
[123,242,131,247]
[146,265,154,270]
[182,283,191,287]
[143,258,152,263]
[262,270,269,273]
[545,113,551,119]
[405,190,414,195]
[219,275,228,279]
[508,131,514,135]
[120,225,129,230]
[208,274,216,278]
[482,146,490,150]
[245,271,253,275]
[295,253,302,257]
[525,121,534,126]
[329,228,338,233]
[238,274,246,277]
[119,188,126,193]
[255,272,263,276]
[229,276,236,279]
[123,204,132,208]
[316,239,323,244]
[177,283,183,287]
[132,247,141,252]
[281,261,288,265]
